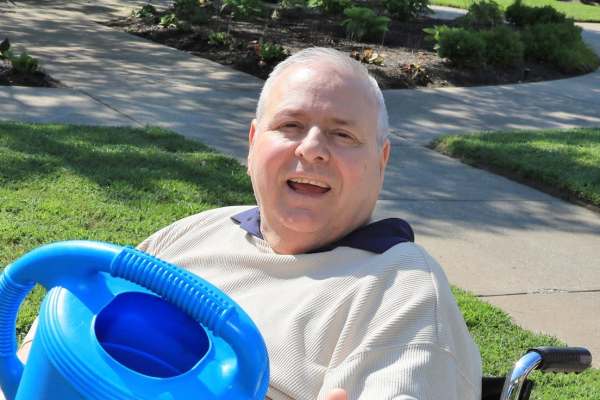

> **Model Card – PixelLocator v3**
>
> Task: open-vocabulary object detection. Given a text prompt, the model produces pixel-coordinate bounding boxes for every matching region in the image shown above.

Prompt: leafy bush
[9,51,40,74]
[506,0,566,27]
[131,3,158,22]
[258,42,289,64]
[341,6,391,41]
[0,40,41,74]
[308,0,351,15]
[461,0,504,29]
[481,26,523,67]
[382,0,430,22]
[429,26,486,68]
[222,0,265,18]
[208,31,234,47]
[160,12,179,27]
[522,22,599,73]
[174,0,208,24]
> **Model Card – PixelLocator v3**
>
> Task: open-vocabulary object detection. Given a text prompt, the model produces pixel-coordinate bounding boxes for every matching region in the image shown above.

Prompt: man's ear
[247,119,258,175]
[379,139,391,175]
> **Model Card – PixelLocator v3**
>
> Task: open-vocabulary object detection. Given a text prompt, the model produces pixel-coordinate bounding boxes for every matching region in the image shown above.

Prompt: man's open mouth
[287,177,331,195]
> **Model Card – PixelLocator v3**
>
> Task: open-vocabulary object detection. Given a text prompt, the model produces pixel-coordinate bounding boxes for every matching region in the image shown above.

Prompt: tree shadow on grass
[0,122,254,206]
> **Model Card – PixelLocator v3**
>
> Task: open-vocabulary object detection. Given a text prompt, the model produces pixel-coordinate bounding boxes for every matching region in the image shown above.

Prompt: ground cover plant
[106,0,586,89]
[0,38,59,87]
[1,121,598,399]
[430,0,600,22]
[431,128,600,209]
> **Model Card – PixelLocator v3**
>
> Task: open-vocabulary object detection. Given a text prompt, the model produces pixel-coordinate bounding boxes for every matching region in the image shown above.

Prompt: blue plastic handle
[0,241,269,400]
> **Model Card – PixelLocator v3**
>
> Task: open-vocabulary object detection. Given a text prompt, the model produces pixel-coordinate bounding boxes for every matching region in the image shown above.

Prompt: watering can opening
[94,291,210,379]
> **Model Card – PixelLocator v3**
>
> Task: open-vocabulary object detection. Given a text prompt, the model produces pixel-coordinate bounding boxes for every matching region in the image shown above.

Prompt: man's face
[247,64,390,252]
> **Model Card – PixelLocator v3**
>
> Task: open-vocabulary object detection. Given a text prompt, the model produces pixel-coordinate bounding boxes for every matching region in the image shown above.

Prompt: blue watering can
[0,241,270,399]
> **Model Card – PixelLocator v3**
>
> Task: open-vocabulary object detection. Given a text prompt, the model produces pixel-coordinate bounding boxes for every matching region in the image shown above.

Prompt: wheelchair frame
[482,346,592,400]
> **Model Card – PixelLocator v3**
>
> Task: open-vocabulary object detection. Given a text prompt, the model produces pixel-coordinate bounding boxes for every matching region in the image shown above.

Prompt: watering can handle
[0,241,269,400]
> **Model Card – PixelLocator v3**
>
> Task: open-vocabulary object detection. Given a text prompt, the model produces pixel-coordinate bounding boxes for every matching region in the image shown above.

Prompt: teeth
[289,177,330,188]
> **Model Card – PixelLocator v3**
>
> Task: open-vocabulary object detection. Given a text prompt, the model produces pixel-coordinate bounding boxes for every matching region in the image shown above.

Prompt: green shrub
[133,3,158,19]
[505,0,566,27]
[481,26,523,68]
[461,0,504,29]
[174,0,209,24]
[0,40,41,75]
[308,0,352,15]
[9,51,40,74]
[222,0,265,18]
[382,0,430,22]
[522,22,599,73]
[341,6,391,41]
[160,12,179,27]
[435,27,486,68]
[208,31,234,47]
[258,42,289,64]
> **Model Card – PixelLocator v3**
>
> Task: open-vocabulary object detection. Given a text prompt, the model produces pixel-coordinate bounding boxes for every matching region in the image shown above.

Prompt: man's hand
[326,388,347,400]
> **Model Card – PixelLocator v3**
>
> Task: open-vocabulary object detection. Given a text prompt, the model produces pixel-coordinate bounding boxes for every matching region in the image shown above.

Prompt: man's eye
[281,122,301,129]
[333,131,354,140]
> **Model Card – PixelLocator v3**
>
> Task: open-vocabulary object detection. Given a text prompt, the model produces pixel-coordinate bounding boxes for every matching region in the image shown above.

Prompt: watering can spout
[0,240,270,400]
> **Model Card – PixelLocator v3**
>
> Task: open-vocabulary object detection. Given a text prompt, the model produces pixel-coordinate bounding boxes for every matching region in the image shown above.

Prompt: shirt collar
[231,207,414,254]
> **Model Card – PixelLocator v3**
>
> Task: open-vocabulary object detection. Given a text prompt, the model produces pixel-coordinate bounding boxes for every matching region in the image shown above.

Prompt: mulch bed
[0,64,60,88]
[106,5,571,89]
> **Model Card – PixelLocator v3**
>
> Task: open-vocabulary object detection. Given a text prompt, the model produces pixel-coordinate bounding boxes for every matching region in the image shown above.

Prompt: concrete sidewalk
[1,0,600,365]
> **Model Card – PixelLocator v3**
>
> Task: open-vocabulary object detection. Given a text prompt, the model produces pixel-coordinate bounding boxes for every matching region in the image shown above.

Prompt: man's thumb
[326,388,348,400]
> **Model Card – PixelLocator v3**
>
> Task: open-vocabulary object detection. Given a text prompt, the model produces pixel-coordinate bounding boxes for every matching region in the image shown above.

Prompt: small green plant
[505,0,567,27]
[257,42,289,64]
[160,12,179,27]
[382,0,430,22]
[9,51,40,74]
[460,0,504,29]
[341,7,390,41]
[222,0,265,18]
[208,31,234,47]
[481,26,523,68]
[133,3,158,21]
[0,39,41,74]
[308,0,351,15]
[423,24,450,49]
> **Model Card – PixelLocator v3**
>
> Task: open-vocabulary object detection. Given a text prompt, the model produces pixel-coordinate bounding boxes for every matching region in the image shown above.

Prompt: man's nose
[294,126,330,163]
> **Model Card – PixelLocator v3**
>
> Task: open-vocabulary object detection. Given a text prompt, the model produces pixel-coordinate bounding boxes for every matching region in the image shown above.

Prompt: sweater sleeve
[318,343,478,400]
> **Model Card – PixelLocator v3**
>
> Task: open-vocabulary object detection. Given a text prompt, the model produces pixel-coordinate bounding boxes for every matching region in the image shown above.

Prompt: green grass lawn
[1,122,598,399]
[430,0,600,22]
[432,127,600,208]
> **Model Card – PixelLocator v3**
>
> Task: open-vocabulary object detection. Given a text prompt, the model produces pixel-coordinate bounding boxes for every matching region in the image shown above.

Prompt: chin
[279,210,326,234]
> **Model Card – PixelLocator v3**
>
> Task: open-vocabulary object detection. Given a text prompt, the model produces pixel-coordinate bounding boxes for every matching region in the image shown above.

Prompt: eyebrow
[272,109,359,127]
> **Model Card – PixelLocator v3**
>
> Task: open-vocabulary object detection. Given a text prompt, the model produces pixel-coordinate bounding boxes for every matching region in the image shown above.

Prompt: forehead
[264,64,378,122]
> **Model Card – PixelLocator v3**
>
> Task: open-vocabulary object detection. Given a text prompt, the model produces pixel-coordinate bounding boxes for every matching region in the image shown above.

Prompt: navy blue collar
[231,207,414,254]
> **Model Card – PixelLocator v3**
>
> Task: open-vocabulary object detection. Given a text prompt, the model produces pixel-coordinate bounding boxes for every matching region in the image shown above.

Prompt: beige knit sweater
[138,206,482,400]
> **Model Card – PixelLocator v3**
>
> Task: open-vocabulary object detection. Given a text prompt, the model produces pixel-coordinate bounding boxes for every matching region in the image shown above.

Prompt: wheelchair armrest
[527,346,591,373]
[498,347,591,400]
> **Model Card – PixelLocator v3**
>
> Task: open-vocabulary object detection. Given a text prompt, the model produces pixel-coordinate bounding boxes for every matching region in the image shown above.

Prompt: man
[136,47,482,399]
[16,47,481,399]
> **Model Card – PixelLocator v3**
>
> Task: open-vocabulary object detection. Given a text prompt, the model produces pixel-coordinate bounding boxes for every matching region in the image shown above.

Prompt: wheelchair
[482,346,592,400]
